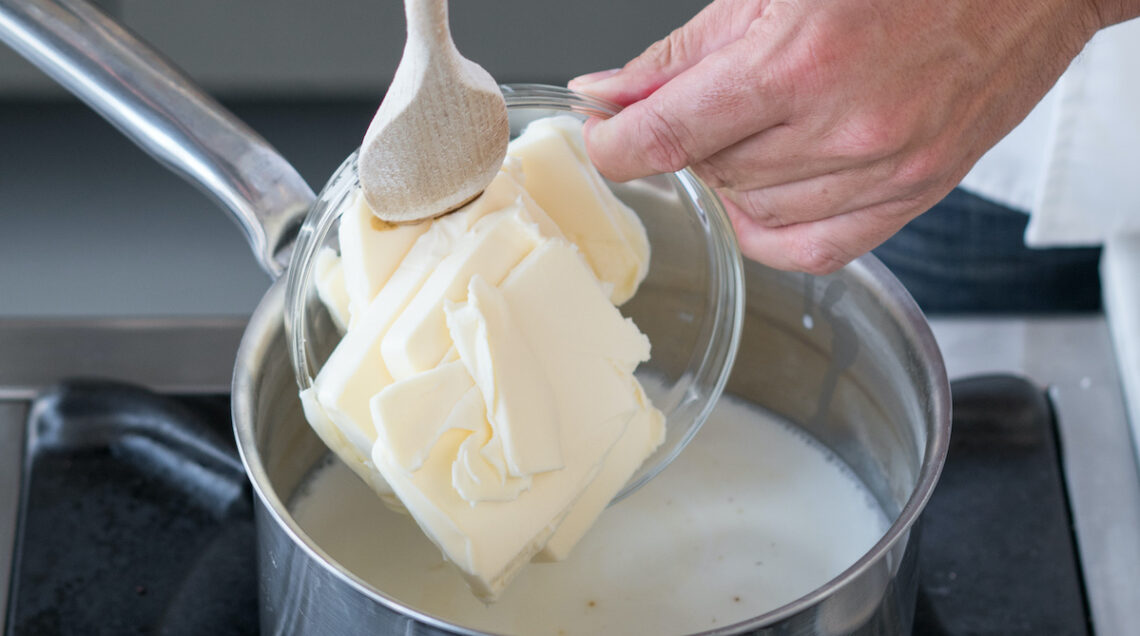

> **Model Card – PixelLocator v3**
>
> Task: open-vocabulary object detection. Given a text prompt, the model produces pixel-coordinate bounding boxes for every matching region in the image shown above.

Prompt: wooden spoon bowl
[358,0,509,224]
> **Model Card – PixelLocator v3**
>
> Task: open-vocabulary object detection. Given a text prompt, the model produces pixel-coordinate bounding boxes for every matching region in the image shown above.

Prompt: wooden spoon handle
[404,0,452,57]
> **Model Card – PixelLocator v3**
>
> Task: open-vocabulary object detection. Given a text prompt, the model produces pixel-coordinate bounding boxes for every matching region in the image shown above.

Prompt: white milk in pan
[291,391,891,635]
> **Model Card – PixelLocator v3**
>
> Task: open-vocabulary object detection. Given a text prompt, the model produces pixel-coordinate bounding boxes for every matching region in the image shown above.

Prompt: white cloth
[958,18,1140,247]
[961,20,1140,449]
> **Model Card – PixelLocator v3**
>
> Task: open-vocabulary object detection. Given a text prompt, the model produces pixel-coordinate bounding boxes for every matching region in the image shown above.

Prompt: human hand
[570,0,1111,274]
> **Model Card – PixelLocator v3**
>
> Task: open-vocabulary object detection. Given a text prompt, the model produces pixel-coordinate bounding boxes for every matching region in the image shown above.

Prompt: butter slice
[371,422,572,602]
[369,365,626,601]
[380,208,545,382]
[300,387,398,506]
[338,190,429,323]
[308,168,547,507]
[497,239,661,561]
[313,184,522,457]
[313,205,478,463]
[476,157,565,241]
[500,239,651,369]
[314,247,351,332]
[549,117,651,293]
[451,397,533,504]
[370,360,477,472]
[447,276,563,477]
[535,376,665,561]
[508,116,650,304]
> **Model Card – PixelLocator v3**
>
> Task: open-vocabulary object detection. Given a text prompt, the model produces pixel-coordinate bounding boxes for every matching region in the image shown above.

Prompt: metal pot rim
[718,254,951,631]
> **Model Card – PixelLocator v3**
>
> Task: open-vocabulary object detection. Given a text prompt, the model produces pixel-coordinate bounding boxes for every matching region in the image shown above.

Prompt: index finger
[584,38,791,183]
[570,0,759,107]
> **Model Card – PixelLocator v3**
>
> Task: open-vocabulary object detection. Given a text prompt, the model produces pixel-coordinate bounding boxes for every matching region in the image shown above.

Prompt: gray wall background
[0,0,706,97]
[0,0,708,318]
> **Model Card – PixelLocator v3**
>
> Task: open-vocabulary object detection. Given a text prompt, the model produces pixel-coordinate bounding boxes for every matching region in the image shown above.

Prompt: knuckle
[788,236,849,275]
[637,104,694,174]
[894,147,947,193]
[761,12,844,98]
[692,156,733,189]
[834,112,908,161]
[644,27,690,71]
[733,189,787,228]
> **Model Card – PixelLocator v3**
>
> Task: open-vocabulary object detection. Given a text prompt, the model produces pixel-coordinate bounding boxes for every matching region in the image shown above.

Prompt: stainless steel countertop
[1,315,1137,633]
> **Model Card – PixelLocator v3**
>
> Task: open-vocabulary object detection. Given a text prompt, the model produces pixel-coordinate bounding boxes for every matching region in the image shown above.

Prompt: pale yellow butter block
[535,376,665,561]
[508,116,649,304]
[494,238,660,561]
[380,208,545,382]
[500,239,650,368]
[312,208,478,461]
[476,157,565,241]
[313,247,351,332]
[546,116,651,295]
[302,116,663,602]
[371,424,576,601]
[450,396,532,504]
[338,190,429,323]
[446,275,563,477]
[299,387,398,506]
[370,360,478,472]
[308,170,554,499]
[310,271,414,459]
[299,387,372,483]
[369,359,629,601]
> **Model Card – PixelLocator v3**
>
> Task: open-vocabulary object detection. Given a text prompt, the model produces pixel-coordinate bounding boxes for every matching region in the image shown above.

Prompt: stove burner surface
[7,381,257,636]
[913,375,1089,635]
[5,377,1090,635]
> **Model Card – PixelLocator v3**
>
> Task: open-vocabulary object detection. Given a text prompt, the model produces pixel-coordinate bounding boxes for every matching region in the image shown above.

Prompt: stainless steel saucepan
[0,0,950,633]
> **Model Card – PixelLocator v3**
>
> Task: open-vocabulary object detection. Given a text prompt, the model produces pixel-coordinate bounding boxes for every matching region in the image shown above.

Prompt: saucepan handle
[0,0,314,277]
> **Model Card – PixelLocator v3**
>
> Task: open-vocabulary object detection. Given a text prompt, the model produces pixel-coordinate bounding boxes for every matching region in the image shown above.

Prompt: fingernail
[569,68,621,89]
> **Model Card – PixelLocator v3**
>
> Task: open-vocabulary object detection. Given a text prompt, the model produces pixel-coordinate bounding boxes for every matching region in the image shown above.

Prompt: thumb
[569,0,755,106]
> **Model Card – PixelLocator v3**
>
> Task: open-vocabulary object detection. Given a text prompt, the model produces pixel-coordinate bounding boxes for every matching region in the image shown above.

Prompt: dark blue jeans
[872,189,1102,314]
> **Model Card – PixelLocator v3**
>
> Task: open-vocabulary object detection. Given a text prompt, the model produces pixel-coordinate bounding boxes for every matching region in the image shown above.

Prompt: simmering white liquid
[290,394,891,635]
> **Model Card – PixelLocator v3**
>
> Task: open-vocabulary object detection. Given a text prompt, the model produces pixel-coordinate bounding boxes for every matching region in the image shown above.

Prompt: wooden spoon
[358,0,509,224]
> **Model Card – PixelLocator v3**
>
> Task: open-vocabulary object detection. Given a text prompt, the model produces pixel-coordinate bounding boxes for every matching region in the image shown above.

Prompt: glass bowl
[284,83,744,500]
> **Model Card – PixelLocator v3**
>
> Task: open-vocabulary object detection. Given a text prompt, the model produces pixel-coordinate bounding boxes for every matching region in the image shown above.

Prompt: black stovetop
[6,382,257,636]
[4,377,1090,635]
[911,375,1089,635]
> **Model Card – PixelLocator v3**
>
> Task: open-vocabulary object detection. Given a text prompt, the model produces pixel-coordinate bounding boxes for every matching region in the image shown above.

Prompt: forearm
[1089,0,1140,27]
